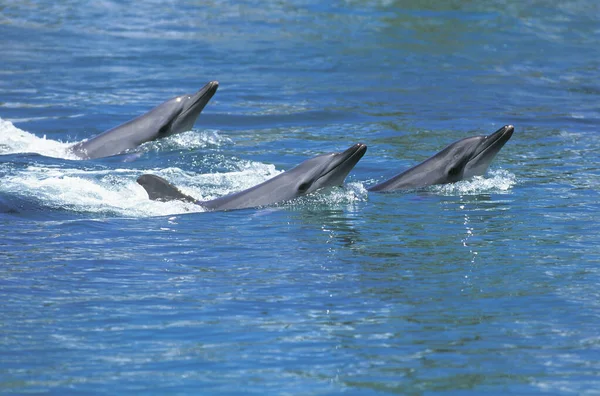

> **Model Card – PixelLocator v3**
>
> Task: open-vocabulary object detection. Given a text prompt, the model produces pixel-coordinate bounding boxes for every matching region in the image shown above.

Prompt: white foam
[2,167,202,217]
[2,159,370,217]
[140,129,234,154]
[283,181,369,210]
[0,116,375,216]
[0,117,232,160]
[189,163,282,201]
[0,117,79,159]
[433,169,517,195]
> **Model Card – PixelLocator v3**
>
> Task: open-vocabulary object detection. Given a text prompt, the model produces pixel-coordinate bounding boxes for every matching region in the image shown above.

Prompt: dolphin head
[458,124,514,180]
[154,80,219,138]
[417,124,514,185]
[368,125,514,191]
[69,81,219,160]
[287,143,367,195]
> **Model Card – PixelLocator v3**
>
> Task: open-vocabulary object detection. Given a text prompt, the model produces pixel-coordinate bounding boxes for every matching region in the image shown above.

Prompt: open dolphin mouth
[318,143,367,180]
[471,125,514,162]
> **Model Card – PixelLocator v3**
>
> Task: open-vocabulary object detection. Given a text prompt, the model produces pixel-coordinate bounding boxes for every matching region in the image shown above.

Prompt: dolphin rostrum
[137,143,367,211]
[368,125,514,192]
[70,81,219,159]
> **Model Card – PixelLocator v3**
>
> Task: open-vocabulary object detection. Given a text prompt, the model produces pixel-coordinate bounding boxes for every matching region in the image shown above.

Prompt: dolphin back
[137,174,198,204]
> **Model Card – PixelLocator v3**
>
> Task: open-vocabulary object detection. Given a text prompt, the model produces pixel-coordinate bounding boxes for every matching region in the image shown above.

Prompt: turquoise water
[1,1,600,394]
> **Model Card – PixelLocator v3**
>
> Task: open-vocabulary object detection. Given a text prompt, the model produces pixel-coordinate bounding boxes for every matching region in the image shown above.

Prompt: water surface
[1,0,600,394]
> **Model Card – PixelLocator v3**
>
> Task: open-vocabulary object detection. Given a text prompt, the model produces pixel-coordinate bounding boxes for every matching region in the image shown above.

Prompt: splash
[284,181,369,210]
[1,160,285,217]
[140,162,281,203]
[0,117,233,160]
[1,167,202,217]
[2,161,370,218]
[140,129,234,154]
[433,169,517,195]
[0,117,78,159]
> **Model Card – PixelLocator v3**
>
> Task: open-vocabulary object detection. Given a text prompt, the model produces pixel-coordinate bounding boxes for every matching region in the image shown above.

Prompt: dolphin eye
[158,124,170,136]
[297,182,310,194]
[448,166,460,177]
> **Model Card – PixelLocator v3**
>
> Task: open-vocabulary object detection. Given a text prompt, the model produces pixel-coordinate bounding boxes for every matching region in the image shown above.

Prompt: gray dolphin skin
[70,81,219,159]
[137,143,367,211]
[368,125,514,192]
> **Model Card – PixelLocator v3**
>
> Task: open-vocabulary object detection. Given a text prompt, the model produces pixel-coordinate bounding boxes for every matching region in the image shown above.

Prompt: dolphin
[368,125,514,192]
[69,81,219,159]
[137,143,367,211]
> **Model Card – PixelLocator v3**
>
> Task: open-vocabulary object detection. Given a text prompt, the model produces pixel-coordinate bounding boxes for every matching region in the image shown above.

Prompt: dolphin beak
[323,143,367,177]
[485,124,514,149]
[171,81,219,133]
[474,124,514,158]
[187,81,219,112]
[341,143,368,163]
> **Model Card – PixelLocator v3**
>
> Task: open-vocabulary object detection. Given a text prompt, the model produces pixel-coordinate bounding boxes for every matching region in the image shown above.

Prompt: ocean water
[1,0,599,394]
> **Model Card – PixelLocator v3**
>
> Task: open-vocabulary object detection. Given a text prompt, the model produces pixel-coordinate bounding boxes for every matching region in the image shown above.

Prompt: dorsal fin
[137,174,198,204]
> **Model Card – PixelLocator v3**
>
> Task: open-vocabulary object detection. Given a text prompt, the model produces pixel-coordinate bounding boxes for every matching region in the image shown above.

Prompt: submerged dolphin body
[70,81,219,159]
[368,125,514,192]
[137,143,367,211]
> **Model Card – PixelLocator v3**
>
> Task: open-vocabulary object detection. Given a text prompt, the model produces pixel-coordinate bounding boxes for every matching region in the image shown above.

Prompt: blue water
[1,1,600,394]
